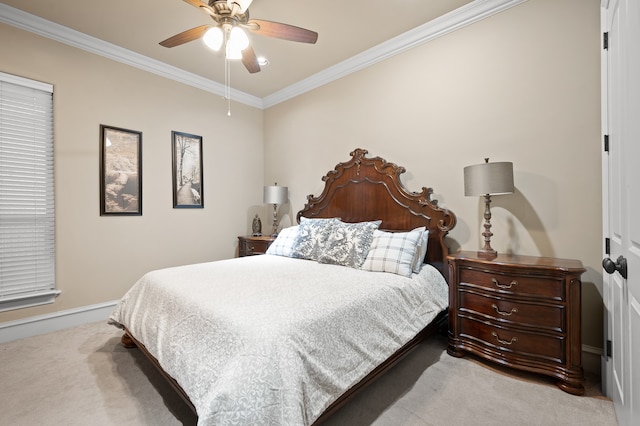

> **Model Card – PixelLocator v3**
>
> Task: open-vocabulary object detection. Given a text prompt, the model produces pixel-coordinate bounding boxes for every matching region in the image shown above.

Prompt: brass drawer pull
[492,278,518,289]
[492,332,518,345]
[492,304,518,316]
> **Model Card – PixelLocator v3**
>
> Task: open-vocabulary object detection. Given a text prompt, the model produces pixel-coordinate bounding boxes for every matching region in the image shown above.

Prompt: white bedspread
[109,255,448,425]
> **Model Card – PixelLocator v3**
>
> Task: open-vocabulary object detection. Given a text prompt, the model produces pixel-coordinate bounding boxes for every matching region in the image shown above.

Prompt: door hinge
[605,237,611,255]
[604,134,609,152]
[607,339,612,358]
[603,32,609,50]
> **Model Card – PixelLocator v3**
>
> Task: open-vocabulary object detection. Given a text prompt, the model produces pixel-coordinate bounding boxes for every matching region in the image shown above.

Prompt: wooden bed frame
[121,148,457,424]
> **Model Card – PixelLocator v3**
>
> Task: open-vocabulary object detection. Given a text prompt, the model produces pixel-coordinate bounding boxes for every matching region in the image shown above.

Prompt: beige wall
[264,0,604,359]
[1,0,604,371]
[0,23,264,322]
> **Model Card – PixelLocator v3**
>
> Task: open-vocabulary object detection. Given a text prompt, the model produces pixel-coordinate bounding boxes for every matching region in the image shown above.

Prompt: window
[0,72,58,312]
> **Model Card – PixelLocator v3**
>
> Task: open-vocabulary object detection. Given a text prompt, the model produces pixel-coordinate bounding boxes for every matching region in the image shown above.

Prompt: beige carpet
[0,321,617,425]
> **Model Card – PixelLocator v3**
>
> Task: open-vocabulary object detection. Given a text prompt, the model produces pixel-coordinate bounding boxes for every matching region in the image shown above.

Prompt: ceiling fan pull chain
[225,55,231,116]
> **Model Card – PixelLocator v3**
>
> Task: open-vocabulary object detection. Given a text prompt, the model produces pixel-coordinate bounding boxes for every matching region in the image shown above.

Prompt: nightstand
[238,235,276,257]
[447,251,586,395]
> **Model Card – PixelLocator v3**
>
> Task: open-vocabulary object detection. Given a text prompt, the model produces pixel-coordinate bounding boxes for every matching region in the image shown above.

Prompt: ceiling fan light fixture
[229,27,250,51]
[161,0,317,81]
[203,26,223,51]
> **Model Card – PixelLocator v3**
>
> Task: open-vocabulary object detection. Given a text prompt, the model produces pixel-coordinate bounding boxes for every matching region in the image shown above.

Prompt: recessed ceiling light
[257,56,269,66]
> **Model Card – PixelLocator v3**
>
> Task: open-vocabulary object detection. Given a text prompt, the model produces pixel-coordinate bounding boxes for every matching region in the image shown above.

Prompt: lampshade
[225,27,248,60]
[203,26,223,51]
[229,27,249,51]
[263,185,288,205]
[464,160,514,196]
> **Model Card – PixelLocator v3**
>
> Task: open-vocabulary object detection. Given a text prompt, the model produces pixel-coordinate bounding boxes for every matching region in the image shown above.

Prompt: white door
[602,1,640,425]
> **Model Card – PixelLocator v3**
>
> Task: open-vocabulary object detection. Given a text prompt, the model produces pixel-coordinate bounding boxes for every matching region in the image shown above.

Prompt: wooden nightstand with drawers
[447,251,586,395]
[238,235,276,257]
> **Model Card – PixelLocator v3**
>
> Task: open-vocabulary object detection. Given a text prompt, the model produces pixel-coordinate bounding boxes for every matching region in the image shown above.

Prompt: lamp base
[478,194,498,260]
[477,249,498,259]
[271,203,279,237]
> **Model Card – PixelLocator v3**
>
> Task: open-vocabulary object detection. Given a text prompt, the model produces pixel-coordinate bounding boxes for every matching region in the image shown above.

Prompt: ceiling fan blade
[246,19,318,44]
[242,46,261,73]
[160,25,211,48]
[182,0,217,16]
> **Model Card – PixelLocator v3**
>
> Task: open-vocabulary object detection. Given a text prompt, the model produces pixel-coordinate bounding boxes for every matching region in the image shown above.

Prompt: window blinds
[0,72,58,312]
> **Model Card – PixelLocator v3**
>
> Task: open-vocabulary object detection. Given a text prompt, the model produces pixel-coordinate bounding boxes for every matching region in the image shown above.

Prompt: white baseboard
[582,344,603,375]
[0,300,118,344]
[582,344,603,356]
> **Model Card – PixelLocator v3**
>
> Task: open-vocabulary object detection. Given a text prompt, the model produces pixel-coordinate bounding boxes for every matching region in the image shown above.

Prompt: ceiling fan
[160,0,318,74]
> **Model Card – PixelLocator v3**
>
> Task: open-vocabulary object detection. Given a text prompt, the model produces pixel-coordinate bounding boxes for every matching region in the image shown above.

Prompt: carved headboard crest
[297,148,457,279]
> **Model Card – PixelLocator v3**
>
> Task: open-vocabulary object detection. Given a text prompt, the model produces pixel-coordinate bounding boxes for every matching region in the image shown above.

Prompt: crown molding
[0,0,527,110]
[0,3,263,109]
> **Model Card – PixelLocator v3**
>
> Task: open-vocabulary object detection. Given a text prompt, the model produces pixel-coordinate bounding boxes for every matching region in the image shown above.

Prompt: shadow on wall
[452,188,554,257]
[501,188,555,257]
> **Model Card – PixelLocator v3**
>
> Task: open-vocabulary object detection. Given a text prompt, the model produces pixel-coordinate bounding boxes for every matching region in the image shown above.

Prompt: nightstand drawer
[459,290,564,331]
[459,268,563,300]
[240,239,269,255]
[459,317,565,364]
[238,235,276,257]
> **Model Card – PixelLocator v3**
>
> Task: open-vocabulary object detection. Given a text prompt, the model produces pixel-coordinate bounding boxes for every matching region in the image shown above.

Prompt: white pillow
[265,225,299,257]
[361,227,423,277]
[411,228,429,273]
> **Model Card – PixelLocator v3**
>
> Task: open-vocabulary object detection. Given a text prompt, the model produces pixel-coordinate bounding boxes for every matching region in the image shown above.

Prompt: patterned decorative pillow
[290,217,340,261]
[361,228,423,277]
[411,228,429,273]
[317,220,382,268]
[265,225,299,257]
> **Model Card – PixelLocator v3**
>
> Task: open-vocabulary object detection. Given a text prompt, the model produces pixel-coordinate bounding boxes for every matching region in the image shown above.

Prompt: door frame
[600,0,612,398]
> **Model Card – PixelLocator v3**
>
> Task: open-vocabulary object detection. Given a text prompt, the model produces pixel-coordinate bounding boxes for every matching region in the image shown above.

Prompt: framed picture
[99,125,142,216]
[172,131,204,208]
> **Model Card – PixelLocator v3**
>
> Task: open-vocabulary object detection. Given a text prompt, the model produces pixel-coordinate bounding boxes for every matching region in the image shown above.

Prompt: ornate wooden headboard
[297,148,457,280]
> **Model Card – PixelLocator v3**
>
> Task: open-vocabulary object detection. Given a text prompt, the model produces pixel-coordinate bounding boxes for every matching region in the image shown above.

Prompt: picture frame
[99,125,142,216]
[171,131,204,208]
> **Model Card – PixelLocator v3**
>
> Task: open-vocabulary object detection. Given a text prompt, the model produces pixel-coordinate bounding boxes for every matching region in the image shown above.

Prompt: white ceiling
[1,0,472,101]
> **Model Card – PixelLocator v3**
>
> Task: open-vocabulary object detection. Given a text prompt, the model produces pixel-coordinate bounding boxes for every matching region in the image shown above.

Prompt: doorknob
[602,255,628,279]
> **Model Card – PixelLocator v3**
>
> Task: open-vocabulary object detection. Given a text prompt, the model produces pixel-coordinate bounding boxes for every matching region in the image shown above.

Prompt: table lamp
[464,158,514,258]
[263,183,288,236]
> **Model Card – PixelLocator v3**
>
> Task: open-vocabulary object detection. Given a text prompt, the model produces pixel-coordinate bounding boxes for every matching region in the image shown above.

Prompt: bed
[109,148,457,425]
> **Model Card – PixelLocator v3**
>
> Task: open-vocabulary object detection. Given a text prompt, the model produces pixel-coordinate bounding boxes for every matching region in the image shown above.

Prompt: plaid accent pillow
[361,228,423,277]
[317,220,382,268]
[411,228,429,273]
[265,225,299,257]
[290,217,340,261]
